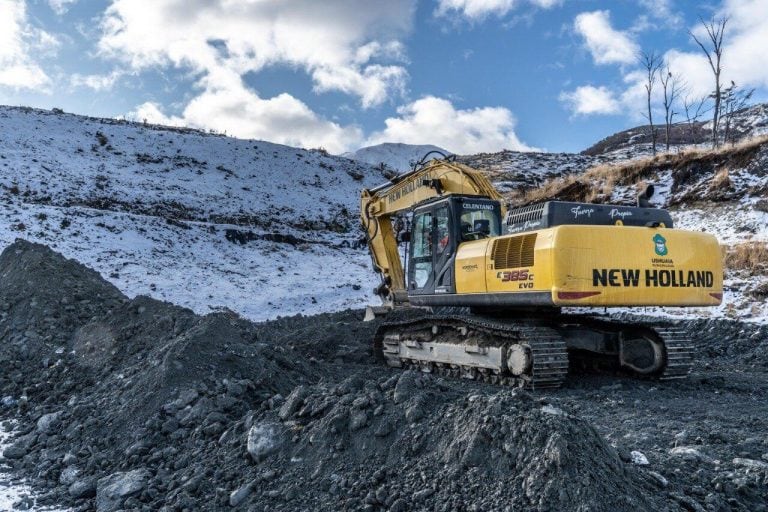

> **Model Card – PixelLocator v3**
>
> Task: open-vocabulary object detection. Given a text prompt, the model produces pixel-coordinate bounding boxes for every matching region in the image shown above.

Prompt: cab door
[408,202,456,296]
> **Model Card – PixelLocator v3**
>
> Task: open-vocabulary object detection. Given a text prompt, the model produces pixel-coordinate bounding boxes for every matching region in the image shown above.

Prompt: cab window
[460,207,500,241]
[411,212,432,288]
[434,206,451,255]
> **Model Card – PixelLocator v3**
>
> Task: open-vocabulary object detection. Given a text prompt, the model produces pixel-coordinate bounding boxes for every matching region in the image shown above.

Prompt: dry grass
[709,168,732,191]
[723,241,768,273]
[517,134,768,206]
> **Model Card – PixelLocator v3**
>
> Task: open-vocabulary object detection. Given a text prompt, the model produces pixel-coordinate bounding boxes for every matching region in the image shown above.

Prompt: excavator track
[374,311,694,389]
[375,313,569,390]
[655,326,695,380]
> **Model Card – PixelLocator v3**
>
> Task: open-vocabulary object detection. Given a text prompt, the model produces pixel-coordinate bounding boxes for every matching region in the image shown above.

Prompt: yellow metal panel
[455,225,723,308]
[454,240,490,293]
[550,225,722,306]
[483,230,555,294]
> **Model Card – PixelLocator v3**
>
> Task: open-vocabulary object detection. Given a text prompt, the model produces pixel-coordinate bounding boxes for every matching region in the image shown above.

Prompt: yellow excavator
[360,154,723,388]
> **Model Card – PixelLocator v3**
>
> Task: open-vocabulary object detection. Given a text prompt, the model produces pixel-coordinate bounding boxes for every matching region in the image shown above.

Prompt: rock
[647,471,668,488]
[393,372,420,404]
[69,478,97,499]
[349,409,368,431]
[229,481,253,507]
[670,492,707,512]
[352,396,370,409]
[164,388,198,413]
[413,488,435,501]
[247,422,284,462]
[179,397,213,427]
[2,432,36,459]
[541,404,565,416]
[36,411,63,433]
[668,446,714,464]
[733,457,768,470]
[96,469,151,512]
[405,402,425,423]
[374,418,395,437]
[2,443,27,459]
[62,452,77,465]
[279,386,308,420]
[390,498,408,512]
[630,450,649,465]
[59,465,80,485]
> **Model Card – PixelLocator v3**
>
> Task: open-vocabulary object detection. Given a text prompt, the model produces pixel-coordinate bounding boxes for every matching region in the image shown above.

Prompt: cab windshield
[459,206,501,241]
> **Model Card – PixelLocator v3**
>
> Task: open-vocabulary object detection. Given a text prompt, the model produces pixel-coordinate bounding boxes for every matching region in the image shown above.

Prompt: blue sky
[1,0,766,154]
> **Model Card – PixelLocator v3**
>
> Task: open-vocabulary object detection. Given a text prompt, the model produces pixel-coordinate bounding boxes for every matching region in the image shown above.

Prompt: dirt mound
[0,239,124,373]
[244,371,664,511]
[0,240,361,509]
[3,240,763,511]
[684,318,768,368]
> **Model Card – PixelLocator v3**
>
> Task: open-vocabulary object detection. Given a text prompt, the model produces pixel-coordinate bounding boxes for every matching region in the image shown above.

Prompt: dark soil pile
[0,240,765,511]
[242,371,664,511]
[0,241,372,510]
[688,318,768,368]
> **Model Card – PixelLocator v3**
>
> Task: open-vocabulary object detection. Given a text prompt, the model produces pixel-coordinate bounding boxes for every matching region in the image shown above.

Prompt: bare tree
[682,94,709,145]
[660,66,684,151]
[640,51,663,155]
[690,16,728,148]
[719,81,754,145]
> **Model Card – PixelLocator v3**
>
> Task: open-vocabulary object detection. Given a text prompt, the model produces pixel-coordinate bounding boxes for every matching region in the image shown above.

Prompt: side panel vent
[491,234,537,269]
[504,203,545,226]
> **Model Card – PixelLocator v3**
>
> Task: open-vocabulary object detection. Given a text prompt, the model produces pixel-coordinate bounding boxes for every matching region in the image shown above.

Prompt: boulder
[96,468,151,512]
[247,422,285,462]
[36,411,63,433]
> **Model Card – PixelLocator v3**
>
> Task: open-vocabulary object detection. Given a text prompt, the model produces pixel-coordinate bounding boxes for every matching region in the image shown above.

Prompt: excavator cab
[407,195,502,297]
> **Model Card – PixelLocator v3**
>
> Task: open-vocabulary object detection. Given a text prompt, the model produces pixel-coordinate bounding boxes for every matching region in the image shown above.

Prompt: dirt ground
[0,240,766,512]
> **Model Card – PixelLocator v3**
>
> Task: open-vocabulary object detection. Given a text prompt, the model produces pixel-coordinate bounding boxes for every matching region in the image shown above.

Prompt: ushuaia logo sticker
[653,234,668,256]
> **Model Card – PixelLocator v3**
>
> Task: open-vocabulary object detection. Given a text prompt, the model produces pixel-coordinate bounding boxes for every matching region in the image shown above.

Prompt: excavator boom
[360,157,505,306]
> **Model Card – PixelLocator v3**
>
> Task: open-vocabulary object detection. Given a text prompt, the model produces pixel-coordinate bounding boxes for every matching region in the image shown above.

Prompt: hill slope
[0,106,385,320]
[1,104,765,324]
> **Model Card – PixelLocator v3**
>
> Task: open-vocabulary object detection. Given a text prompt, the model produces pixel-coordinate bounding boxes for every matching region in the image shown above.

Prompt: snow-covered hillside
[458,150,610,195]
[585,102,768,156]
[343,142,450,172]
[1,104,765,325]
[0,106,385,321]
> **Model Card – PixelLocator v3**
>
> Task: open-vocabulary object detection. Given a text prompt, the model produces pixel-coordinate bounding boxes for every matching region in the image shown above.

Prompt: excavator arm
[360,157,506,307]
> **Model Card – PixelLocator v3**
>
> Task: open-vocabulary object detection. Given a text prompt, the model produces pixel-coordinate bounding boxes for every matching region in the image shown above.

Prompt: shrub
[724,241,768,273]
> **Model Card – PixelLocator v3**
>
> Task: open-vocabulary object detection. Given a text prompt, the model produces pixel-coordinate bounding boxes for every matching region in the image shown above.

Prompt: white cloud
[713,0,768,89]
[661,0,768,99]
[129,74,362,155]
[48,0,77,15]
[366,96,535,153]
[559,85,621,116]
[435,0,561,20]
[574,10,639,66]
[98,0,414,107]
[70,70,122,91]
[0,0,56,90]
[663,49,711,98]
[570,0,768,121]
[637,0,684,29]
